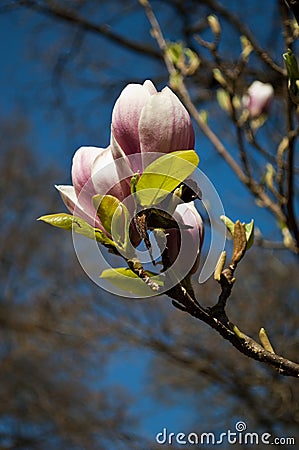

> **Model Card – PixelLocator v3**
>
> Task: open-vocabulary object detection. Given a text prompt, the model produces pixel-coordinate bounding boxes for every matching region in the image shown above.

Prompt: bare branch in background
[285,0,299,24]
[1,0,299,445]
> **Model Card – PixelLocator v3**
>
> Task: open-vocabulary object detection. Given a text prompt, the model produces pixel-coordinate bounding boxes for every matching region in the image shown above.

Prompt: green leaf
[135,150,199,207]
[264,163,275,190]
[240,35,253,59]
[283,49,299,104]
[217,88,232,114]
[37,213,115,247]
[93,195,131,251]
[207,15,221,36]
[220,215,235,237]
[100,267,163,297]
[37,213,74,230]
[112,204,131,251]
[220,215,254,250]
[169,71,183,90]
[93,194,120,235]
[199,109,208,123]
[244,219,254,250]
[283,48,299,80]
[130,173,140,194]
[93,194,131,251]
[166,42,200,76]
[280,224,295,250]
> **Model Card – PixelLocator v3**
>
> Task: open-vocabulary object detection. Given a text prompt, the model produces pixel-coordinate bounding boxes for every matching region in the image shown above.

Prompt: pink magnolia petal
[110,133,142,181]
[55,184,103,230]
[139,87,195,155]
[72,146,102,198]
[143,79,157,95]
[55,185,77,214]
[110,132,127,160]
[91,146,132,201]
[245,81,274,118]
[167,202,203,275]
[111,83,154,157]
[72,146,108,224]
[175,202,204,245]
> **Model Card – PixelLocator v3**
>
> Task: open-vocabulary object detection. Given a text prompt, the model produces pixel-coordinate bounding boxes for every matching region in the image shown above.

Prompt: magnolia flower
[111,80,195,172]
[55,79,203,280]
[56,80,196,235]
[243,81,274,118]
[56,146,132,232]
[166,202,204,275]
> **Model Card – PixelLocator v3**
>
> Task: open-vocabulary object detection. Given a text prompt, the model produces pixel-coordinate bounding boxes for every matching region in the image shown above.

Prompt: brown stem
[200,0,285,74]
[168,271,299,378]
[285,0,299,24]
[280,0,299,251]
[139,0,299,376]
[15,0,161,60]
[179,83,288,224]
[141,0,295,245]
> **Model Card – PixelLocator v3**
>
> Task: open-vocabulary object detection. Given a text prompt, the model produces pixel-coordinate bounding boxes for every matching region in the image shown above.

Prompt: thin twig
[139,0,299,377]
[280,0,299,250]
[141,0,290,228]
[285,0,299,24]
[199,0,285,75]
[16,0,162,59]
[168,272,299,377]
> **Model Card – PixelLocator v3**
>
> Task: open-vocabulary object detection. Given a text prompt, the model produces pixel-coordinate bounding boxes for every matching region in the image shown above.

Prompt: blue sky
[0,6,207,439]
[0,4,285,236]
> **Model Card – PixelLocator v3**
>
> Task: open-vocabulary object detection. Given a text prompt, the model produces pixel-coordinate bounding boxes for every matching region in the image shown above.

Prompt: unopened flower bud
[242,81,274,118]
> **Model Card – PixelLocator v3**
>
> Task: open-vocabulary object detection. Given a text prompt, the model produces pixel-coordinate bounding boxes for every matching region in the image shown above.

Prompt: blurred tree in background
[0,0,298,448]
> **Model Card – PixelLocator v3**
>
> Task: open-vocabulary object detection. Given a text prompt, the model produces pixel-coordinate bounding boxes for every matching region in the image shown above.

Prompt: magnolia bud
[243,81,274,118]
